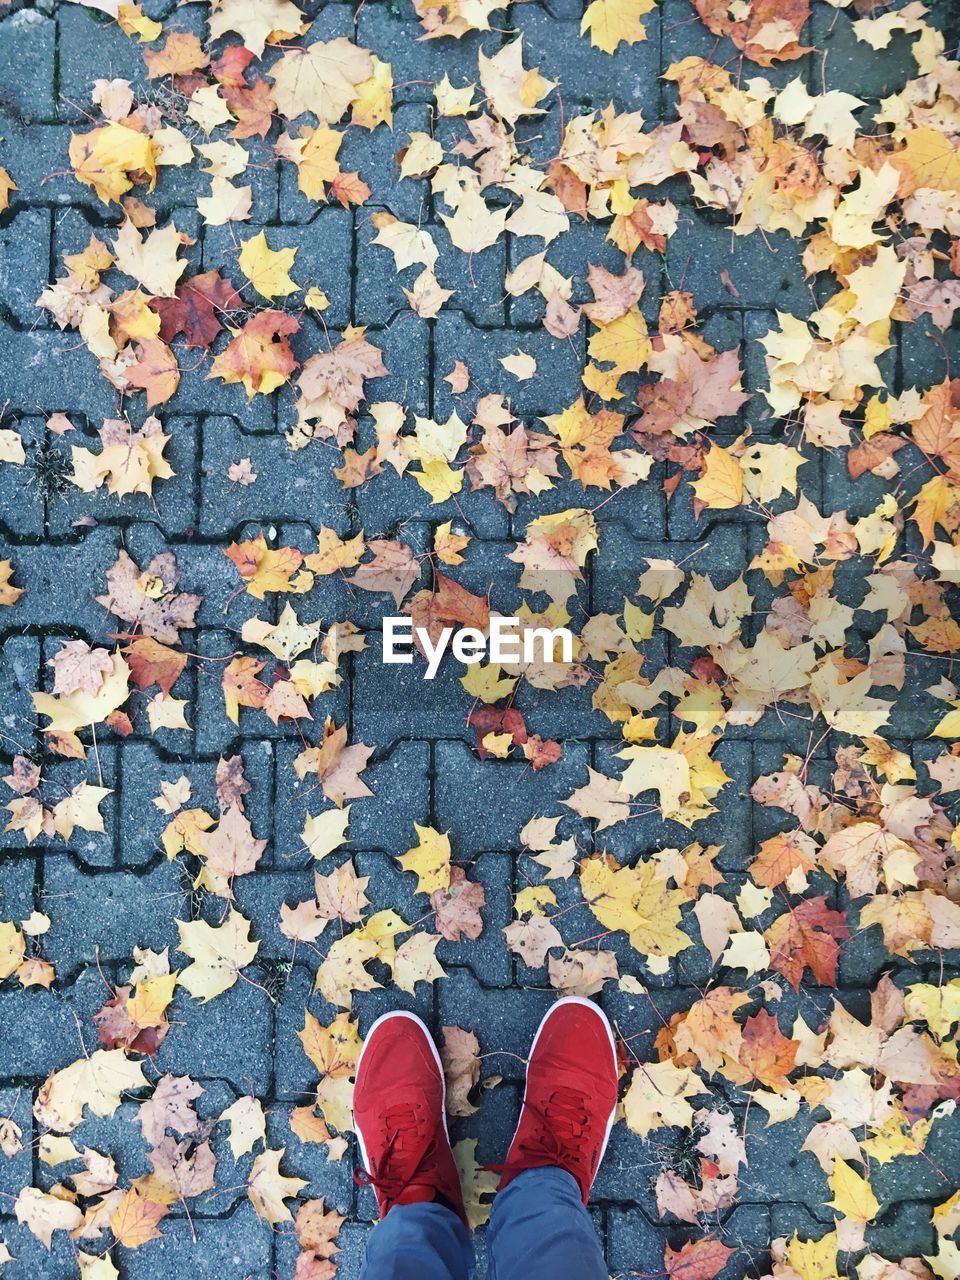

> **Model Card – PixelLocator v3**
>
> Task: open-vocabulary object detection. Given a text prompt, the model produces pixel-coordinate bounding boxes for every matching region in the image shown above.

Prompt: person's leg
[360,1201,473,1280]
[486,1167,607,1280]
[487,997,618,1280]
[353,1011,476,1280]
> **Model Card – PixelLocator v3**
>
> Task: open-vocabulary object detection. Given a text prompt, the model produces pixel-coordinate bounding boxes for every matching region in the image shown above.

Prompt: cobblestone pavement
[1,0,959,1277]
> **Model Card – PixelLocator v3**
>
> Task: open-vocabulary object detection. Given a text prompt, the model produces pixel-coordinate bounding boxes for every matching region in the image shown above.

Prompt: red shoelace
[501,1084,594,1178]
[354,1101,436,1204]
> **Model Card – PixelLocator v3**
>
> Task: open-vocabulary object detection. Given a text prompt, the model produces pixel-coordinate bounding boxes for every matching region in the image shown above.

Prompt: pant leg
[486,1167,608,1280]
[360,1201,475,1280]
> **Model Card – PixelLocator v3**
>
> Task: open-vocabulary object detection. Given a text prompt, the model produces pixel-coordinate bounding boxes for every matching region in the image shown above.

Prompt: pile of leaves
[1,0,959,1276]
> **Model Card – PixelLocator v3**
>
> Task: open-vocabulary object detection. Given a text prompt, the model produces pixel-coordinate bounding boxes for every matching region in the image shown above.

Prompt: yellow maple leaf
[587,307,651,374]
[352,54,394,129]
[398,824,453,894]
[784,1229,839,1280]
[828,1159,879,1223]
[299,1010,362,1078]
[692,442,745,510]
[279,124,343,202]
[0,921,26,981]
[580,853,691,961]
[581,0,655,53]
[34,1049,149,1133]
[623,1060,705,1137]
[219,1096,267,1160]
[247,1147,308,1225]
[127,972,178,1029]
[69,122,159,205]
[238,229,299,299]
[0,559,23,608]
[33,653,130,735]
[176,911,260,1001]
[460,662,518,703]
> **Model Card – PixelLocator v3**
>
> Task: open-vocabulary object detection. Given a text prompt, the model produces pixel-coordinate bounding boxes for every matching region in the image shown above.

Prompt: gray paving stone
[607,1206,667,1275]
[203,213,352,329]
[356,4,498,105]
[361,311,432,416]
[0,10,56,121]
[0,417,45,538]
[41,857,187,973]
[355,208,507,326]
[153,134,279,222]
[0,208,51,327]
[812,4,924,100]
[199,413,347,535]
[0,964,116,1075]
[0,851,37,925]
[337,103,434,223]
[155,963,275,1090]
[437,966,554,1083]
[736,1110,832,1220]
[0,1088,32,1202]
[45,414,201,538]
[265,1100,355,1213]
[124,1202,275,1279]
[0,327,120,416]
[435,738,591,853]
[900,317,950,389]
[274,739,433,864]
[0,634,41,757]
[121,521,257,629]
[433,312,586,420]
[513,3,660,114]
[508,216,662,328]
[117,737,274,862]
[57,3,149,121]
[4,744,119,869]
[352,627,469,738]
[667,210,815,315]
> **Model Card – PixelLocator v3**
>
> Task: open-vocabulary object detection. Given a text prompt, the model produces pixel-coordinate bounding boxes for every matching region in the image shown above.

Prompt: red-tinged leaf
[404,572,490,649]
[105,709,134,737]
[469,706,527,757]
[330,171,372,208]
[664,1237,736,1280]
[123,636,188,696]
[152,270,243,350]
[737,1009,799,1090]
[125,339,180,408]
[211,44,255,88]
[208,310,300,399]
[764,896,850,991]
[224,78,277,140]
[521,734,562,769]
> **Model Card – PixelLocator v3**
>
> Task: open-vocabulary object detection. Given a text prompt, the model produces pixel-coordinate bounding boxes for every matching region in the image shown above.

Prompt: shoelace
[354,1102,436,1204]
[510,1085,594,1171]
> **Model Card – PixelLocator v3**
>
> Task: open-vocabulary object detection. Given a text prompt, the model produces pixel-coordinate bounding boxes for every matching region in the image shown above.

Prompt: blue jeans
[359,1166,608,1280]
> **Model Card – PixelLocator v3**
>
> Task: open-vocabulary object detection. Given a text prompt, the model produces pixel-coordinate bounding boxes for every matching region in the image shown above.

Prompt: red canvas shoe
[499,997,619,1204]
[353,1011,468,1228]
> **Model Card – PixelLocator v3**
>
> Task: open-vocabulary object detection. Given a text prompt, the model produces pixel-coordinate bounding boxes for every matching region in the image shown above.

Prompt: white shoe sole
[505,995,619,1194]
[353,1009,451,1176]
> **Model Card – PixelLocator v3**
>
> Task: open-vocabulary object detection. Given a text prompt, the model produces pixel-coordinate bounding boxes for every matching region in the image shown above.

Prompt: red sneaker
[353,1011,468,1228]
[499,997,618,1204]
